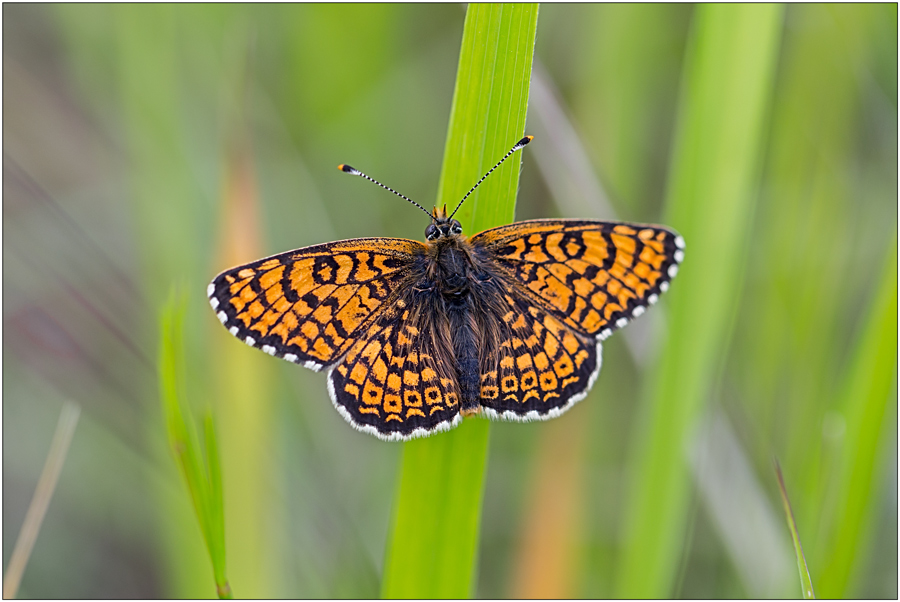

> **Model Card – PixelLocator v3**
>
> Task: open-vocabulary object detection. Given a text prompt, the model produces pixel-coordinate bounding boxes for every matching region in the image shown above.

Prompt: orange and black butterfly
[208,137,684,441]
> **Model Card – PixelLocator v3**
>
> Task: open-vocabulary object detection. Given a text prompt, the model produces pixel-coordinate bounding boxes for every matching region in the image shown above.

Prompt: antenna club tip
[514,135,534,150]
[339,164,359,174]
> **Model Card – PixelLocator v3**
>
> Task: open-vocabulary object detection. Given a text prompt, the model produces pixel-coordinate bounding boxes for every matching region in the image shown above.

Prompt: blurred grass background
[3,4,896,598]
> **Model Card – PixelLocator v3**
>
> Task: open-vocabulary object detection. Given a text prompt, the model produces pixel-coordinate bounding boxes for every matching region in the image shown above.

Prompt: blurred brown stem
[3,401,80,598]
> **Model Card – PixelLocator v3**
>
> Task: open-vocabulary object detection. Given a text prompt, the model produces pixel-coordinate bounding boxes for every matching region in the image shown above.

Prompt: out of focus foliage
[3,4,896,598]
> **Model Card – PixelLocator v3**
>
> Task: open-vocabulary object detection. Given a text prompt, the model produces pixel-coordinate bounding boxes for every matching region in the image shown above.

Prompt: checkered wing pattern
[208,238,424,370]
[326,300,462,441]
[470,219,684,418]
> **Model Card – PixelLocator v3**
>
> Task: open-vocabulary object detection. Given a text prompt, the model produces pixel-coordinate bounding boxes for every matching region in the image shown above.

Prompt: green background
[4,4,896,598]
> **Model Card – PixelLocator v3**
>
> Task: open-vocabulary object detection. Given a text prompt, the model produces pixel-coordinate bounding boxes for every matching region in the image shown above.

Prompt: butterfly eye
[425,223,439,240]
[449,220,463,235]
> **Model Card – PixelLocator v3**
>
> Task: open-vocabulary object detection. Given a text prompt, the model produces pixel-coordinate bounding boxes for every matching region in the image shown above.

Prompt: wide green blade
[615,5,784,596]
[381,4,539,599]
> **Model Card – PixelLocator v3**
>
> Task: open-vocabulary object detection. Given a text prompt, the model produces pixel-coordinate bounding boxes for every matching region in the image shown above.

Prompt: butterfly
[208,136,684,441]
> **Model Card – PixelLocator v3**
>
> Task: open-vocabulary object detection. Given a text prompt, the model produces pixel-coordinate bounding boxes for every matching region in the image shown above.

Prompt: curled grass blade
[380,4,539,599]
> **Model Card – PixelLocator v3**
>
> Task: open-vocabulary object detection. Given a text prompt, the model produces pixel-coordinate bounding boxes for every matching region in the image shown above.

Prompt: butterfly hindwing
[208,238,425,370]
[327,298,462,440]
[471,219,684,340]
[477,287,601,420]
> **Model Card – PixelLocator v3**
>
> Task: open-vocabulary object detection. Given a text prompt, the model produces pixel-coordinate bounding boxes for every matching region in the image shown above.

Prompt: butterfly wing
[208,238,425,370]
[326,294,463,441]
[476,286,601,421]
[470,219,684,419]
[471,219,684,340]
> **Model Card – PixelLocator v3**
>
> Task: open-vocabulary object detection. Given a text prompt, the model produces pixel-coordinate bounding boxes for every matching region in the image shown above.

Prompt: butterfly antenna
[338,164,433,218]
[449,135,533,219]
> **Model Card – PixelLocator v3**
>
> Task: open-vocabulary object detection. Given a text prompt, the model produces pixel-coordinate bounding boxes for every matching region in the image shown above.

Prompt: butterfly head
[425,205,463,241]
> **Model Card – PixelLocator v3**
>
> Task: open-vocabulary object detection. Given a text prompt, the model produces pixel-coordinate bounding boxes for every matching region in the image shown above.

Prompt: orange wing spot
[561,332,580,355]
[573,277,594,298]
[359,406,380,416]
[565,241,583,257]
[323,322,346,350]
[524,245,550,263]
[238,268,256,279]
[622,271,642,294]
[644,239,664,253]
[288,259,317,296]
[371,357,388,383]
[387,373,402,392]
[581,231,610,265]
[317,265,333,282]
[311,283,337,302]
[263,283,284,306]
[350,362,368,385]
[429,406,445,415]
[611,233,637,255]
[250,308,281,336]
[337,364,348,377]
[361,339,382,362]
[272,295,292,315]
[344,383,360,398]
[523,390,540,402]
[534,352,550,371]
[607,278,623,297]
[286,334,309,351]
[562,376,580,388]
[362,380,383,405]
[502,311,516,323]
[548,262,574,283]
[591,269,610,287]
[229,276,253,296]
[501,375,518,393]
[539,371,557,391]
[591,290,608,310]
[500,355,515,370]
[384,393,402,413]
[554,355,574,378]
[544,233,568,262]
[403,370,419,387]
[334,254,354,284]
[613,225,637,235]
[444,392,459,407]
[423,387,442,405]
[639,246,664,269]
[386,414,403,423]
[259,265,285,290]
[528,234,542,244]
[603,302,623,320]
[633,261,652,280]
[609,263,628,282]
[542,276,573,313]
[615,251,635,269]
[481,385,499,399]
[406,408,425,418]
[311,338,333,360]
[574,349,590,368]
[291,298,314,317]
[516,354,534,371]
[353,253,378,281]
[225,274,236,284]
[582,309,602,332]
[544,392,561,401]
[638,228,656,241]
[301,321,319,341]
[521,371,538,391]
[421,367,437,382]
[503,238,527,260]
[542,333,559,360]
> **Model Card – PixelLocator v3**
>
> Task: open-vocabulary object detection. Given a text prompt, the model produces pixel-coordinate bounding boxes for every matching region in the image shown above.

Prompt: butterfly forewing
[471,219,684,340]
[208,237,425,370]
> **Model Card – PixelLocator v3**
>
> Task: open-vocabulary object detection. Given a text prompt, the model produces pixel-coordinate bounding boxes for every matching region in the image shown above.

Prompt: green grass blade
[380,4,538,599]
[159,292,232,599]
[615,5,784,596]
[775,459,816,599]
[816,237,898,597]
